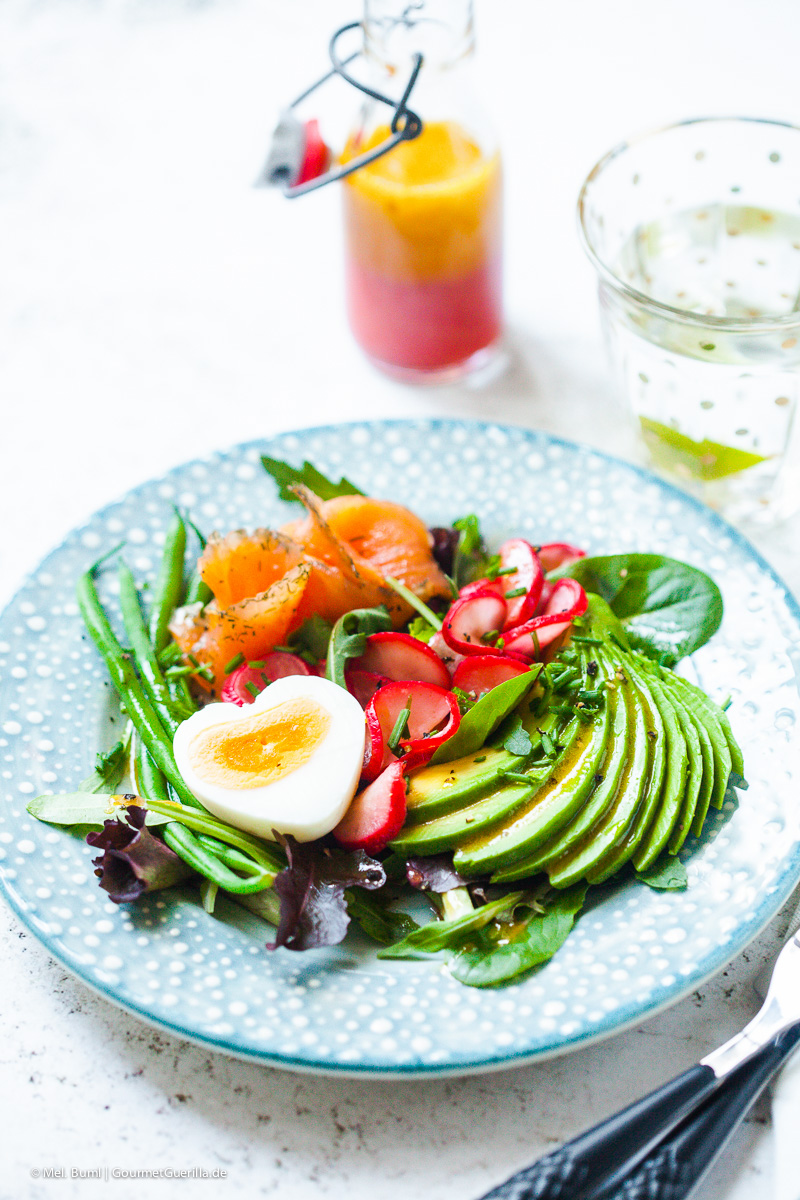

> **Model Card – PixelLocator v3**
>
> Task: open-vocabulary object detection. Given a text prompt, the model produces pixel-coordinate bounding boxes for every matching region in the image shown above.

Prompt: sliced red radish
[503,579,588,657]
[458,578,504,600]
[441,589,508,657]
[333,761,407,854]
[427,630,466,675]
[345,669,389,710]
[361,704,386,783]
[537,542,586,573]
[220,652,311,705]
[497,539,544,629]
[453,655,534,699]
[352,631,451,688]
[368,680,461,771]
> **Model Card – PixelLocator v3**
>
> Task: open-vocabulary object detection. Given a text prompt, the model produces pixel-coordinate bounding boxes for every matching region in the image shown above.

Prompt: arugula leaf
[27,792,171,829]
[429,668,540,764]
[79,737,128,794]
[261,455,365,503]
[345,889,419,946]
[407,615,436,645]
[325,605,392,690]
[449,885,588,987]
[635,855,688,891]
[452,514,491,590]
[558,554,723,666]
[287,614,333,664]
[378,891,525,959]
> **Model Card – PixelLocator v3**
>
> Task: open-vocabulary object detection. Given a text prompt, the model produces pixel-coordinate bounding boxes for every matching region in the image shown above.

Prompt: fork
[476,927,800,1200]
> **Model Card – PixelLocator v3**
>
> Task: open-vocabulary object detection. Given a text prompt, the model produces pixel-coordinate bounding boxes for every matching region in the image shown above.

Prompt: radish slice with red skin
[345,669,389,710]
[360,705,386,783]
[428,630,466,676]
[536,543,586,573]
[503,579,588,658]
[458,578,504,600]
[220,653,312,705]
[367,681,461,770]
[333,761,407,854]
[452,655,534,699]
[352,632,451,688]
[497,539,544,629]
[441,590,508,657]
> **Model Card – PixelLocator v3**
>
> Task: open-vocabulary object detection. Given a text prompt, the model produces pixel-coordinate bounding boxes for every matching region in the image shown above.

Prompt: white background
[2,1,800,1197]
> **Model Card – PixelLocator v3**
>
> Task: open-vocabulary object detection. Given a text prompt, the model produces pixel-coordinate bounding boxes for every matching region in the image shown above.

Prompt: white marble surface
[2,1,800,1197]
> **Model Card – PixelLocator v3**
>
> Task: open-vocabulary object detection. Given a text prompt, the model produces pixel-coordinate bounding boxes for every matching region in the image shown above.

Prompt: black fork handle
[475,1061,719,1199]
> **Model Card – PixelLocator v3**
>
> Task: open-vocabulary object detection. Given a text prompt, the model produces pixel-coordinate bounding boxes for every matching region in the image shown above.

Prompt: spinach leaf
[27,792,171,829]
[429,668,540,764]
[499,714,533,756]
[449,885,588,987]
[261,455,365,503]
[558,554,723,666]
[325,605,392,690]
[635,855,688,891]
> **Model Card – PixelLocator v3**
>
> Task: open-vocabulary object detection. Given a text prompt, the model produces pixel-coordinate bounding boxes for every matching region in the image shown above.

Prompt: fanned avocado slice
[552,658,656,888]
[391,721,578,856]
[654,673,715,854]
[454,696,612,877]
[492,652,627,880]
[404,713,560,823]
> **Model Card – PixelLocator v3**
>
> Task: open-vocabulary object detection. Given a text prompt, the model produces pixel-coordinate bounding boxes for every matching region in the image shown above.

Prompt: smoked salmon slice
[198,529,303,610]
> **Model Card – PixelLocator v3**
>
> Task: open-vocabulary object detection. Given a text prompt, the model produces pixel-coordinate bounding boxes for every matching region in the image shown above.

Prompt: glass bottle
[342,0,503,383]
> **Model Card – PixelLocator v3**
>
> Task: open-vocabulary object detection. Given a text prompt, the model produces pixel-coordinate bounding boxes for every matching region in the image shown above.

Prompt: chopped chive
[248,660,265,669]
[481,629,501,645]
[384,576,443,631]
[541,731,556,757]
[499,770,536,785]
[272,645,293,654]
[245,681,262,698]
[571,635,603,645]
[504,586,527,598]
[473,755,487,763]
[720,693,732,711]
[387,703,412,751]
[224,652,245,674]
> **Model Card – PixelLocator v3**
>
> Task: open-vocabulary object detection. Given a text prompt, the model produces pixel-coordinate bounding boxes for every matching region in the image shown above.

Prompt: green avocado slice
[492,653,628,880]
[454,696,612,877]
[554,658,657,888]
[633,672,700,871]
[403,713,560,823]
[654,672,715,854]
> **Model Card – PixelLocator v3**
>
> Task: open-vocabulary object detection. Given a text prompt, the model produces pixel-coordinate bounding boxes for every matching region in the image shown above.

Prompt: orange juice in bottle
[343,1,502,382]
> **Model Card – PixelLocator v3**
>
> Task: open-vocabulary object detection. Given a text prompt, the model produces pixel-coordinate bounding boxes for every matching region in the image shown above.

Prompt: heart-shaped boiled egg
[173,675,366,841]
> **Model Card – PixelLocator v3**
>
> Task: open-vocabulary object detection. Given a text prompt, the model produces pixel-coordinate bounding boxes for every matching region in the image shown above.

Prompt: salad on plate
[28,455,744,990]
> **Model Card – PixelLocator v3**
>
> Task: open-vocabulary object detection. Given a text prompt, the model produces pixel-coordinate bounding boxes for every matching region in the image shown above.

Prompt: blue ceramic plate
[2,420,799,1077]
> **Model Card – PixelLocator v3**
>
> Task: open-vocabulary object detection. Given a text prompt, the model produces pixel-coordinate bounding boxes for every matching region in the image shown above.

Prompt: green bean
[118,561,187,735]
[134,736,171,803]
[162,823,275,894]
[145,796,284,871]
[150,511,187,655]
[76,566,202,809]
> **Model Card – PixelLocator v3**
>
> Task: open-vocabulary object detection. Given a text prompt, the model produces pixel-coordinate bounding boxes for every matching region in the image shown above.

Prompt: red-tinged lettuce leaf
[267,837,386,952]
[86,806,193,903]
[406,856,466,894]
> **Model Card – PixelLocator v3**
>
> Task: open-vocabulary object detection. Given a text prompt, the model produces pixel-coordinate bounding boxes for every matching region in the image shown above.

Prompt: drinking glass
[579,117,800,524]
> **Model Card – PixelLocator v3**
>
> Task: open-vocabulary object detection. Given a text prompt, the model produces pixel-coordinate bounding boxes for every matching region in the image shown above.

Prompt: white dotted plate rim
[1,418,799,1077]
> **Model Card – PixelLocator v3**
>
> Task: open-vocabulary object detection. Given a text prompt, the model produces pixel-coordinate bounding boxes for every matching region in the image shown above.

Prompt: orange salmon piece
[171,563,311,695]
[286,491,452,609]
[199,529,303,610]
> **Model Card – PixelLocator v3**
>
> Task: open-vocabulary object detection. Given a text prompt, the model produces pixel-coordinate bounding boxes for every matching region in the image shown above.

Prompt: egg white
[173,675,366,842]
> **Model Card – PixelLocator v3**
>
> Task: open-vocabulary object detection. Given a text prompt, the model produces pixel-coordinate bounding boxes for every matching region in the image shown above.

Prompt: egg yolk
[187,699,331,791]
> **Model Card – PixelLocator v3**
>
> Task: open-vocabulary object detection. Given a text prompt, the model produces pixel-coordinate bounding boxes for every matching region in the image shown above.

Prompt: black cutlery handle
[604,1023,800,1200]
[476,1062,718,1200]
